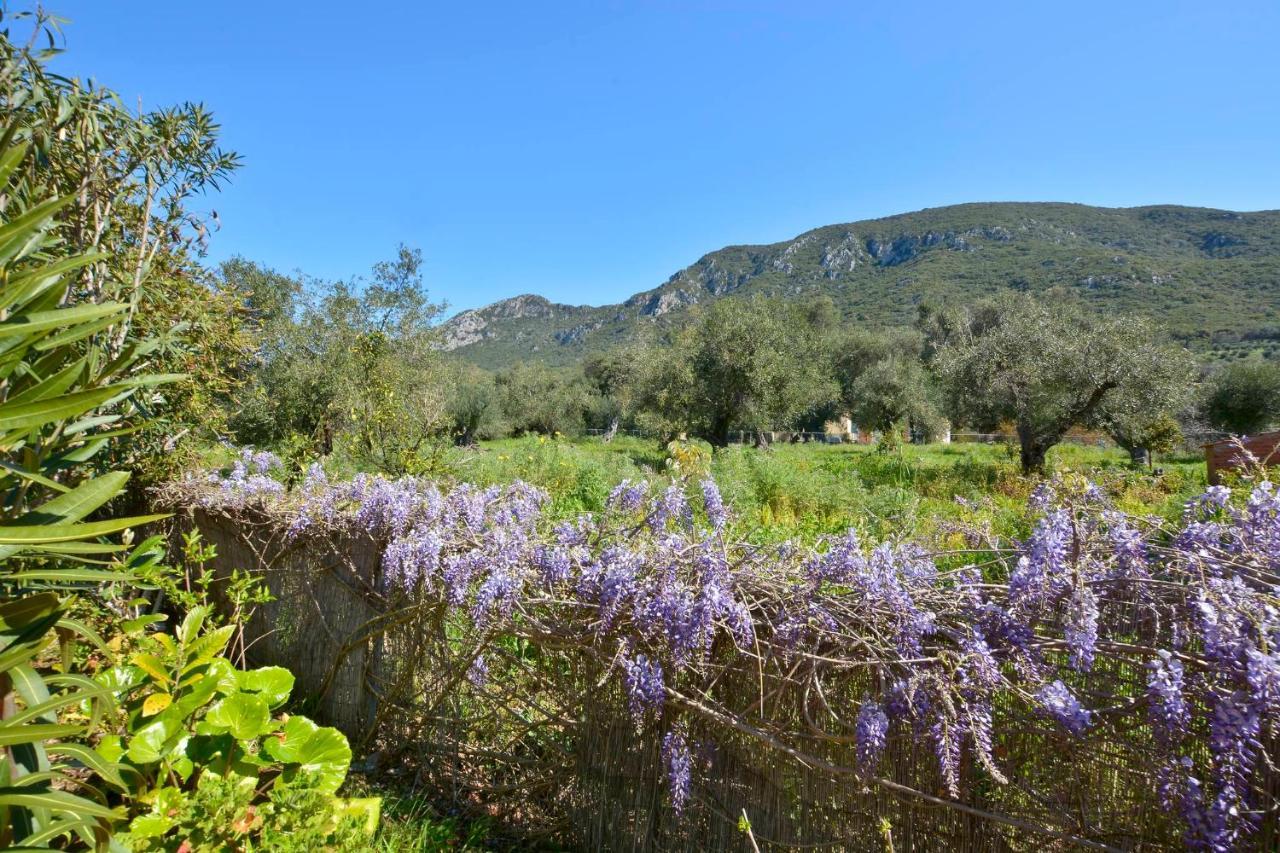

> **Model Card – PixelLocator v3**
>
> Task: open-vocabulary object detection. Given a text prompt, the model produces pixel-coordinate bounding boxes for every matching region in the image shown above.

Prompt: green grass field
[449,435,1208,545]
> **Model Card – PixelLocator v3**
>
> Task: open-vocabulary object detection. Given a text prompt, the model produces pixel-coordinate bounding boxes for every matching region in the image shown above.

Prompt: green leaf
[0,512,168,545]
[3,356,86,406]
[12,471,129,526]
[16,814,108,848]
[0,593,61,632]
[0,723,84,746]
[0,785,120,819]
[262,715,318,763]
[31,313,122,351]
[0,140,28,188]
[168,736,194,781]
[181,624,235,670]
[265,716,352,794]
[95,735,124,763]
[178,606,206,646]
[291,726,352,795]
[5,565,134,585]
[204,693,271,741]
[121,614,168,634]
[125,812,175,839]
[2,683,111,726]
[0,458,69,493]
[0,386,118,432]
[235,666,294,709]
[0,302,124,339]
[45,743,126,789]
[125,716,181,764]
[0,252,106,315]
[0,194,75,266]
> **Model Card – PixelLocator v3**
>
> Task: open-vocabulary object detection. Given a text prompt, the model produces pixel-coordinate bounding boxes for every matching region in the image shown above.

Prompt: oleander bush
[0,82,372,849]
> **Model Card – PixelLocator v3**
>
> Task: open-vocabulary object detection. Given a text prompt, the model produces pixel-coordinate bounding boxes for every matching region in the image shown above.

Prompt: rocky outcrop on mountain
[1201,231,1247,257]
[439,201,1280,369]
[818,232,864,277]
[440,310,490,349]
[441,294,577,350]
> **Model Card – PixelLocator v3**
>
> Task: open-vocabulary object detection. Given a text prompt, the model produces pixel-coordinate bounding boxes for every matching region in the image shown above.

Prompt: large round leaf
[236,666,295,709]
[203,693,271,741]
[264,716,351,794]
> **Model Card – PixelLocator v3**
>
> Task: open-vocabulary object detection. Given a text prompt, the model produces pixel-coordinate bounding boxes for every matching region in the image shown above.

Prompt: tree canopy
[936,293,1195,472]
[1200,361,1280,436]
[636,296,837,446]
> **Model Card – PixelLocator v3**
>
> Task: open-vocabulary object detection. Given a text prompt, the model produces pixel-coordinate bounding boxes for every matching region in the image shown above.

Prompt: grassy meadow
[416,435,1209,545]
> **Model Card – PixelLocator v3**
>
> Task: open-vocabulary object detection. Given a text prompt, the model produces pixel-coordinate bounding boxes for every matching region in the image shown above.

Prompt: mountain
[441,202,1280,370]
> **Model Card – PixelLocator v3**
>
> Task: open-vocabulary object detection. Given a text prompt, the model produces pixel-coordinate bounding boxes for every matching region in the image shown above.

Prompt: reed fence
[159,474,1280,852]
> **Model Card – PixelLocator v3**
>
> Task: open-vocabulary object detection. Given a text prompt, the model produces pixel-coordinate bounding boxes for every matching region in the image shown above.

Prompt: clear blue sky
[45,1,1280,314]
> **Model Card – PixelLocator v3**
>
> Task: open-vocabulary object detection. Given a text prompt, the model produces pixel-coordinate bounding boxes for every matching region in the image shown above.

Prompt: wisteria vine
[189,454,1280,850]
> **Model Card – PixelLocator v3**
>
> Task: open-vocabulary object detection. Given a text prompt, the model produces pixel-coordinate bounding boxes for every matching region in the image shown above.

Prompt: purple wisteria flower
[700,478,728,532]
[1036,680,1090,736]
[621,652,665,723]
[662,728,692,814]
[855,700,889,775]
[193,452,1280,844]
[467,655,489,688]
[608,478,650,514]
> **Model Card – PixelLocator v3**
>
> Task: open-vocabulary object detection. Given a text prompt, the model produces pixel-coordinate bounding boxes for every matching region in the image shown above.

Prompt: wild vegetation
[0,11,372,849]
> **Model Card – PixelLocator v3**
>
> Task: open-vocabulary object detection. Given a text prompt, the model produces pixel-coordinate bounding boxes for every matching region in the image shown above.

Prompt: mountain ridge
[441,201,1280,369]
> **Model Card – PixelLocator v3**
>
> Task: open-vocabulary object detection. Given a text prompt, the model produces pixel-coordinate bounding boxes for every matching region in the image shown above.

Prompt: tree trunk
[1017,421,1051,474]
[708,416,731,448]
[1128,445,1150,467]
[1019,441,1049,474]
[602,418,618,443]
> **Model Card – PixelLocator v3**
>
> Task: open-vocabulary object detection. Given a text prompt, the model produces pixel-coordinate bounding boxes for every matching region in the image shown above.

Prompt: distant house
[1203,431,1280,484]
[824,414,870,444]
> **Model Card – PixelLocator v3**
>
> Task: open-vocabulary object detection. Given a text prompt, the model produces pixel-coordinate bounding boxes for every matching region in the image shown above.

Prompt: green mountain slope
[441,202,1280,369]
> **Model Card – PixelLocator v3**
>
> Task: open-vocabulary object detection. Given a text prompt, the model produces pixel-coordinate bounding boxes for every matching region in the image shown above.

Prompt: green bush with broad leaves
[99,606,377,851]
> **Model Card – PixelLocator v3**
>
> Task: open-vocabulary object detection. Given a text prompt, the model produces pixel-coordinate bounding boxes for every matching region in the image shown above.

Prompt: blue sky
[46,1,1280,314]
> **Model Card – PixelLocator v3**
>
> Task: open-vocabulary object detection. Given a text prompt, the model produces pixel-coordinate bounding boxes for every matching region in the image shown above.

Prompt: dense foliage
[7,4,1274,849]
[1200,360,1280,436]
[935,293,1196,472]
[0,8,252,486]
[226,248,451,474]
[0,11,371,849]
[632,296,837,446]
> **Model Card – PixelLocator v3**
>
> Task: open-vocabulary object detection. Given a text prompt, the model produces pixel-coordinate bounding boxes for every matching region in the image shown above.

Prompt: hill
[440,202,1280,369]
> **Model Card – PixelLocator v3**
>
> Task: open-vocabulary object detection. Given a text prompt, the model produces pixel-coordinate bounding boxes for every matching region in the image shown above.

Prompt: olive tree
[936,294,1195,473]
[832,328,942,439]
[1105,411,1183,467]
[1200,361,1280,435]
[445,362,503,445]
[637,296,837,447]
[583,348,643,437]
[847,357,945,440]
[496,362,588,436]
[226,247,451,471]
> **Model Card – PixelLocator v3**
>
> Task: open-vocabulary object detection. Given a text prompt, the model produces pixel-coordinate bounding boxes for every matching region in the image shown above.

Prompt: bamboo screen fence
[163,484,1280,853]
